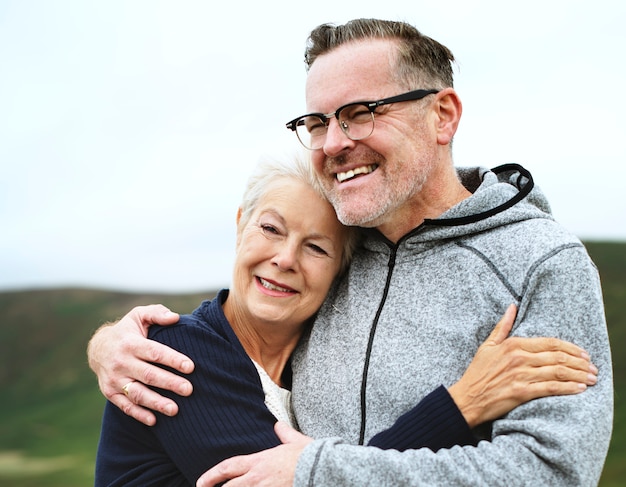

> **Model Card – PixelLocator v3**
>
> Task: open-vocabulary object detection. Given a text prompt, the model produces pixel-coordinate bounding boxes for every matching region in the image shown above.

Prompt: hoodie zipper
[356,164,533,444]
[358,243,398,445]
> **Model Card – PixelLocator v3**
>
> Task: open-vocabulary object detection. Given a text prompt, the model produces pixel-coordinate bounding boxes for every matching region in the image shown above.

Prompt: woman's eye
[307,243,328,256]
[261,224,280,235]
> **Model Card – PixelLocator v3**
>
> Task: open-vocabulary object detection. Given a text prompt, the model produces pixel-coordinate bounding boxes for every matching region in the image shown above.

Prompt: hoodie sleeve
[295,244,613,487]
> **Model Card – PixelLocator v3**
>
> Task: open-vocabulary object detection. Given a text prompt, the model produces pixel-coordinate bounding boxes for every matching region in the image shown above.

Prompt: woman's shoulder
[148,294,234,351]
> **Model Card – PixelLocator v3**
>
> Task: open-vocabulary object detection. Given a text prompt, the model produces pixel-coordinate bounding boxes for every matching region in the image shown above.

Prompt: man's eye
[342,105,371,122]
[305,117,327,135]
[350,110,372,123]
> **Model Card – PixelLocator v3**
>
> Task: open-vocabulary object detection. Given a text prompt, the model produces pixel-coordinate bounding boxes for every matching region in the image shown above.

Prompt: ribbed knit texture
[368,386,476,451]
[95,291,282,486]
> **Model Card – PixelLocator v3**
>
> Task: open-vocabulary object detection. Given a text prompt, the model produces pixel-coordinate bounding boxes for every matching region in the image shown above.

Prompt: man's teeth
[336,164,377,183]
[259,278,292,293]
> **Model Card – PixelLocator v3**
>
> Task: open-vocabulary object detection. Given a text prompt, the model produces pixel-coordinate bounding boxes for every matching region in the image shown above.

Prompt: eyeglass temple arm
[368,89,439,110]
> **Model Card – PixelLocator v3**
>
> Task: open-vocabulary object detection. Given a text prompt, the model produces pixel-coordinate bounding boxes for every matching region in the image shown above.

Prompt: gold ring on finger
[122,381,135,397]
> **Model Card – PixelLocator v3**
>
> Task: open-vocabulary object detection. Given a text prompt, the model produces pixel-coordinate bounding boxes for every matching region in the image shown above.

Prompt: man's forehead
[305,40,397,111]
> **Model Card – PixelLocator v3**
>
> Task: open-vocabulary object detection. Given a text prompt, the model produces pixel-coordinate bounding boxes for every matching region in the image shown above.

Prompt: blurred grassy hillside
[0,289,213,486]
[0,241,624,486]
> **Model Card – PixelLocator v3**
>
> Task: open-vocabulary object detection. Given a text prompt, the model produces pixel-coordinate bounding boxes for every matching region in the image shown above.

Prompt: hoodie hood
[364,164,554,248]
[430,164,545,225]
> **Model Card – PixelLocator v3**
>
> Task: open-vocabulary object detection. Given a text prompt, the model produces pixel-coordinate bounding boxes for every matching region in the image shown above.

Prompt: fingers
[105,340,193,419]
[121,378,184,417]
[450,314,600,428]
[108,392,158,426]
[119,306,194,376]
[485,304,517,345]
[274,422,301,443]
[274,421,313,446]
[502,338,596,376]
[132,339,195,382]
[129,304,180,331]
[514,334,591,361]
[103,367,189,425]
[483,345,599,410]
[87,304,194,424]
[196,456,250,487]
[522,379,590,399]
[499,361,598,410]
[511,349,598,386]
[196,448,297,487]
[483,307,592,366]
[102,332,194,394]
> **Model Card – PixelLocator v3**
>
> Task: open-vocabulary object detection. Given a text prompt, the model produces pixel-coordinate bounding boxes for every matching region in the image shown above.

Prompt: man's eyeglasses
[285,89,439,150]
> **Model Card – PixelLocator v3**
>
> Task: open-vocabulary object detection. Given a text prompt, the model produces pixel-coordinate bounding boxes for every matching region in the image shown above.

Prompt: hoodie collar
[424,164,534,227]
[361,164,550,248]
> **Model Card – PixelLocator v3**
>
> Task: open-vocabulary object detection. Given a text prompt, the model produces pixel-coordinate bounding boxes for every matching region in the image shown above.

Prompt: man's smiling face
[305,39,440,232]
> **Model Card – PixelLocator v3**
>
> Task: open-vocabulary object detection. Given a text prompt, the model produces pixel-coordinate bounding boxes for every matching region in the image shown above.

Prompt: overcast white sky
[1,0,625,293]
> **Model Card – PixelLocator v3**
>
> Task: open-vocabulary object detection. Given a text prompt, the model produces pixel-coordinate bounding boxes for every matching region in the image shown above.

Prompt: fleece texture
[292,165,613,486]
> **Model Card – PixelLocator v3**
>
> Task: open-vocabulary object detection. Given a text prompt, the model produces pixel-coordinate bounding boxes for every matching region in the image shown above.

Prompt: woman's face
[229,178,347,331]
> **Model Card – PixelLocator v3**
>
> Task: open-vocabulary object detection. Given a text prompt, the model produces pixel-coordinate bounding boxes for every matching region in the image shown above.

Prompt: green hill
[0,289,213,486]
[0,241,624,486]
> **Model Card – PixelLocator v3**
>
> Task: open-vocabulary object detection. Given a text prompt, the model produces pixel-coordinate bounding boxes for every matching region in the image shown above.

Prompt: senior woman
[94,152,597,486]
[95,152,357,486]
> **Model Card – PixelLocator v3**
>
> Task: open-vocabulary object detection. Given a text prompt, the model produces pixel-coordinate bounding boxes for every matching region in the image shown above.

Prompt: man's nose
[323,118,355,156]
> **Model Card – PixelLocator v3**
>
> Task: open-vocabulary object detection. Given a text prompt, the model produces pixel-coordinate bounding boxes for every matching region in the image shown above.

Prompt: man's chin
[335,208,382,228]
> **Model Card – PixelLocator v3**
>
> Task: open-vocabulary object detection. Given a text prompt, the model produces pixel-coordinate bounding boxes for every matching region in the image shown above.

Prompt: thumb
[486,304,517,345]
[132,304,180,329]
[147,304,180,325]
[274,421,309,444]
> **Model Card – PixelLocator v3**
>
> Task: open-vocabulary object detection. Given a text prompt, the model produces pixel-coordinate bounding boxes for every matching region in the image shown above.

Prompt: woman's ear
[235,207,243,248]
[434,88,462,146]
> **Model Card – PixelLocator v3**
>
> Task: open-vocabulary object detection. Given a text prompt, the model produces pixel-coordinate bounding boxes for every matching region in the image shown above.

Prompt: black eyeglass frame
[285,88,440,148]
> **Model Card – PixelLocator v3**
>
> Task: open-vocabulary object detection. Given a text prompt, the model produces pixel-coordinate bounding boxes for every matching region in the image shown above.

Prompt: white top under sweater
[251,360,298,429]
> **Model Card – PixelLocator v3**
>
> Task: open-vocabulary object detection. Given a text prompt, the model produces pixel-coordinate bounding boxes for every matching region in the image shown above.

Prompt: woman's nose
[271,243,298,271]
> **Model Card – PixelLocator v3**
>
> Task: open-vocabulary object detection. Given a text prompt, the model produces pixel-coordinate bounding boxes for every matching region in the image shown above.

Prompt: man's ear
[434,88,462,146]
[236,207,242,225]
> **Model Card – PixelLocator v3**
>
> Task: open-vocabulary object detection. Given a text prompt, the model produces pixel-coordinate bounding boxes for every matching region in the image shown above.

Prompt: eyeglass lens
[295,104,375,150]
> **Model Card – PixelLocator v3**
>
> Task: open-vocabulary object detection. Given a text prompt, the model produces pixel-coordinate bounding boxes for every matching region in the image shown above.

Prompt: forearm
[298,408,601,487]
[298,383,613,486]
[367,385,476,451]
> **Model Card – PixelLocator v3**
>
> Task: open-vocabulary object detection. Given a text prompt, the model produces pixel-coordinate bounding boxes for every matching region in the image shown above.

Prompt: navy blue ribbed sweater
[95,290,475,486]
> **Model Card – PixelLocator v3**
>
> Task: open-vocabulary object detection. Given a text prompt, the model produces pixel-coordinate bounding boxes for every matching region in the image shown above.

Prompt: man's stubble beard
[321,149,435,229]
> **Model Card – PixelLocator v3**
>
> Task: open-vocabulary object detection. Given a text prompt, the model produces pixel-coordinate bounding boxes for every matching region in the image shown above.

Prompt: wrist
[448,383,479,428]
[87,322,115,372]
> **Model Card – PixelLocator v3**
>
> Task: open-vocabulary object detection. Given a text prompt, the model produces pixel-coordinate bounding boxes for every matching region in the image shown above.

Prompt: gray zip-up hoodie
[292,165,613,486]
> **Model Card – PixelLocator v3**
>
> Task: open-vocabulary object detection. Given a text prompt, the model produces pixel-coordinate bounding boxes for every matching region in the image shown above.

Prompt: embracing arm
[96,316,284,485]
[87,304,194,425]
[368,303,595,452]
[196,295,601,487]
